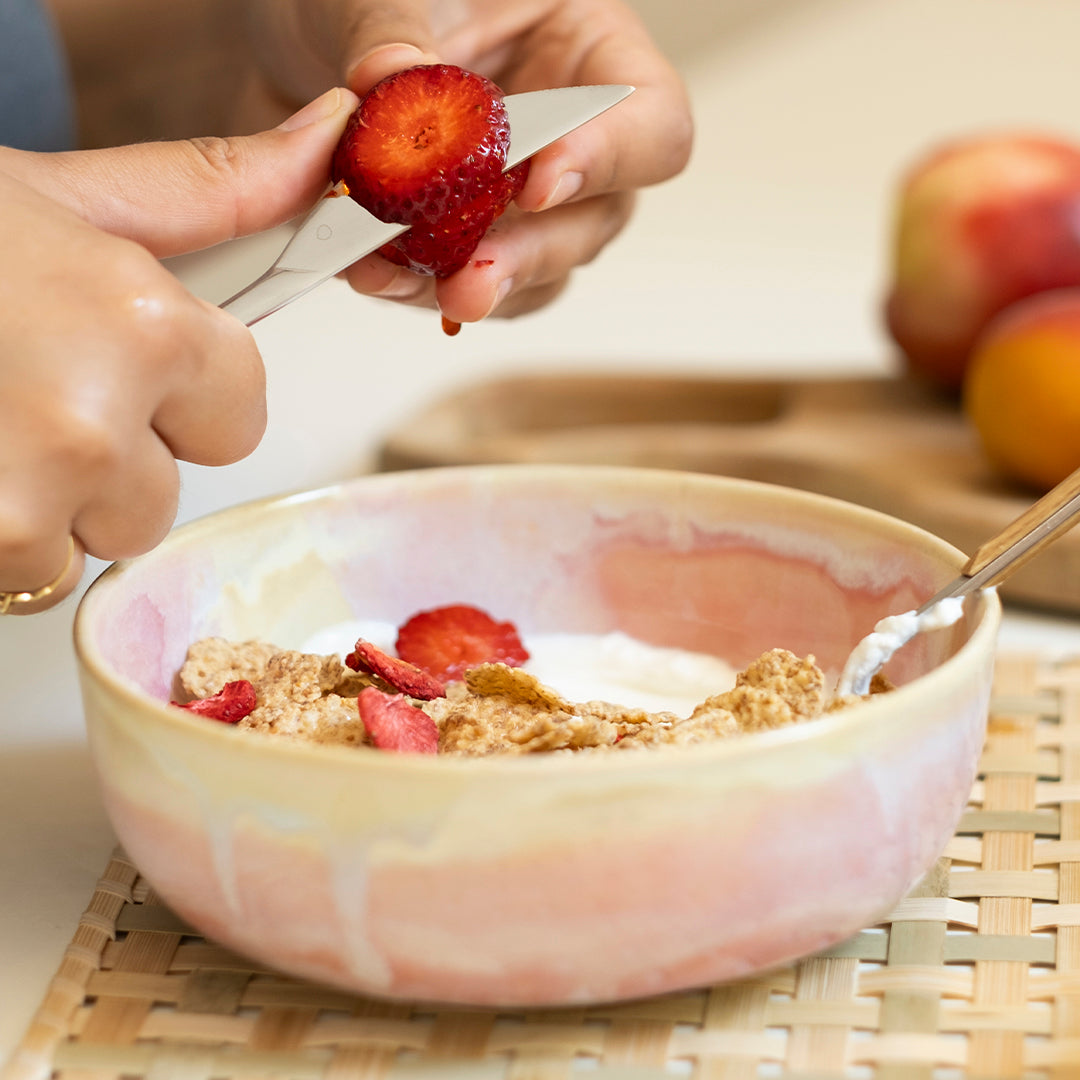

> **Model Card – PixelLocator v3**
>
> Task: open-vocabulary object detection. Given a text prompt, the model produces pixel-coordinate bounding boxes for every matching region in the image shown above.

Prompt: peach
[884,134,1080,390]
[963,288,1080,491]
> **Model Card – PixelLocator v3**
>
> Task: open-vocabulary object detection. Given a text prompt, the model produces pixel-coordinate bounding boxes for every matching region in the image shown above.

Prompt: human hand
[0,88,357,614]
[246,0,692,325]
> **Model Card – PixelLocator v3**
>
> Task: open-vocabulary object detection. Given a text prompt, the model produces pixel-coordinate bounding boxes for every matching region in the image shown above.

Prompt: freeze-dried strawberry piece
[171,679,257,724]
[396,603,529,683]
[345,639,446,700]
[358,686,439,754]
[331,64,528,277]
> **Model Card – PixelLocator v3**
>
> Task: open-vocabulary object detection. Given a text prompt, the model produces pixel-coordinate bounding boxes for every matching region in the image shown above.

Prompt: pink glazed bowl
[74,465,1000,1007]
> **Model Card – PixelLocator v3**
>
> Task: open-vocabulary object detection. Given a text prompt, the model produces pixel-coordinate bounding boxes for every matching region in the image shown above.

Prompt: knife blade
[219,83,634,326]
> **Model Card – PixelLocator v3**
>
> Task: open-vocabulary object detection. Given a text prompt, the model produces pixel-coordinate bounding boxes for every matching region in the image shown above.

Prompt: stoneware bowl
[75,464,1000,1007]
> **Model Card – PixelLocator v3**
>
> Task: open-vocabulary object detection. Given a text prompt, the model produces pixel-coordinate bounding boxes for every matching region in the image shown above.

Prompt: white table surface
[7,0,1080,1061]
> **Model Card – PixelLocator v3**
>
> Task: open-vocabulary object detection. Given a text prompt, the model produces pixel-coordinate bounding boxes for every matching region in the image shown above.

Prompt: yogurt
[835,595,967,698]
[303,621,736,715]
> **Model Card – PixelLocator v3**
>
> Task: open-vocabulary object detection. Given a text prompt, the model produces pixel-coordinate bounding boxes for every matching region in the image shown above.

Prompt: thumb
[345,42,443,97]
[4,87,358,258]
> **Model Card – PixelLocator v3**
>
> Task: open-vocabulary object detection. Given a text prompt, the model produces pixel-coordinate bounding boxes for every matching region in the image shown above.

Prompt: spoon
[836,465,1080,697]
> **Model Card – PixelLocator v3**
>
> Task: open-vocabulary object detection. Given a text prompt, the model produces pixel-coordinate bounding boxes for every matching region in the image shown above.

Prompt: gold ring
[0,536,77,614]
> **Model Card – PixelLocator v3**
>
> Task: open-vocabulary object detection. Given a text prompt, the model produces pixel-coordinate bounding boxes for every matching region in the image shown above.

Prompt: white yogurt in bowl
[304,621,737,714]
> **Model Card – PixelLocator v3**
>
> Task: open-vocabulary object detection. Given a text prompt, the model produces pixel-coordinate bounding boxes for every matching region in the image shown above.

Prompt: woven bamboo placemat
[8,653,1080,1080]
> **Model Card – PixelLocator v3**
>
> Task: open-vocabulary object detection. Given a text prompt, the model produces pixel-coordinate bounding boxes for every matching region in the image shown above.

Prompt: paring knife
[220,84,634,326]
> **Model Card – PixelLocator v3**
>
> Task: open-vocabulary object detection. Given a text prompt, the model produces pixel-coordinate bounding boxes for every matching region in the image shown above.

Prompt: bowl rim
[74,464,1002,777]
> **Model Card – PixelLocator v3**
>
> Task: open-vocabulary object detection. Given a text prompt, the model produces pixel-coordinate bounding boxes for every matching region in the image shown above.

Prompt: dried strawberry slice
[171,679,257,724]
[345,639,446,700]
[395,603,529,683]
[358,686,439,753]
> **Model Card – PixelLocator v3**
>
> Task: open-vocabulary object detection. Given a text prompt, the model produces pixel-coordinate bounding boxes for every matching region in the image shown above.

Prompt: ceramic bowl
[75,465,1000,1006]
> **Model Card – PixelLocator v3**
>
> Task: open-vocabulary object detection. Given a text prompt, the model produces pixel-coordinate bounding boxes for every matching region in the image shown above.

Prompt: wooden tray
[8,653,1080,1080]
[377,371,1080,613]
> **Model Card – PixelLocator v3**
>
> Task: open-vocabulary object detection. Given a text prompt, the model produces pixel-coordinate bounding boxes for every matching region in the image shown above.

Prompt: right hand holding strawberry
[331,64,531,282]
[247,0,693,327]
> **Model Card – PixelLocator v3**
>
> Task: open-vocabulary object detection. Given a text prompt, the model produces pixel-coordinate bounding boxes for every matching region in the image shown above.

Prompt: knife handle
[219,267,329,326]
[962,465,1080,583]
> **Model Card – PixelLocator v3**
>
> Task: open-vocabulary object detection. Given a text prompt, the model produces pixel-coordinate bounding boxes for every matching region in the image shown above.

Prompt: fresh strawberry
[331,64,529,277]
[375,163,529,277]
[345,639,446,700]
[395,603,529,682]
[171,680,257,724]
[358,687,439,753]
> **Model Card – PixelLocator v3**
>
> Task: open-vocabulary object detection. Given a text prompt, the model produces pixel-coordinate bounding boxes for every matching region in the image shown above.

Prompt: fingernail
[542,171,584,210]
[483,277,514,318]
[277,87,349,132]
[346,43,429,94]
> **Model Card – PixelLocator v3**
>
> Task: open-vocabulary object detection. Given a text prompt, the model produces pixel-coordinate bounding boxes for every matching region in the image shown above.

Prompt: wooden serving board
[377,371,1080,614]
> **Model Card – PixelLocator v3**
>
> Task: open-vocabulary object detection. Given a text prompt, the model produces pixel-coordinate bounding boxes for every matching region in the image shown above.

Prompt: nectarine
[885,134,1080,391]
[963,288,1080,491]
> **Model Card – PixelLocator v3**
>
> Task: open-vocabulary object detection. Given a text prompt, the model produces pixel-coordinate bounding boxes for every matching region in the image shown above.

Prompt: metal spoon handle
[918,465,1080,612]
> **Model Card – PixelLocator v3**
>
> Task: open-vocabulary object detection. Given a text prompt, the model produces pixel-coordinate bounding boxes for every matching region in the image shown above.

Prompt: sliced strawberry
[375,160,530,277]
[171,680,257,724]
[358,687,439,753]
[331,64,528,277]
[345,639,446,700]
[395,604,529,682]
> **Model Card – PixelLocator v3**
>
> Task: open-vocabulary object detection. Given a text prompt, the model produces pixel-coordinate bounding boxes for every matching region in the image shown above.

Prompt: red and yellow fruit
[884,133,1080,390]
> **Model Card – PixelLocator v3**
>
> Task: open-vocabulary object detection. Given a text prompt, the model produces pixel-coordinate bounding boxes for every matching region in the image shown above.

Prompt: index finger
[509,11,693,212]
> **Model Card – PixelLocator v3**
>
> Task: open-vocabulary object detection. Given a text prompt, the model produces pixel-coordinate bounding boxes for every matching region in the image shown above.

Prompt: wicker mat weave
[9,653,1080,1080]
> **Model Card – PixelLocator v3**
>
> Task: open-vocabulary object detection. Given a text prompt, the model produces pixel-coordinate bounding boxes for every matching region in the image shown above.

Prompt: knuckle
[104,247,241,384]
[160,344,268,467]
[662,110,694,178]
[105,242,192,348]
[188,135,248,184]
[184,136,247,234]
[0,515,73,602]
[81,479,180,563]
[53,403,128,477]
[217,404,267,466]
[603,189,636,242]
[108,233,170,284]
[574,191,636,269]
[0,514,43,568]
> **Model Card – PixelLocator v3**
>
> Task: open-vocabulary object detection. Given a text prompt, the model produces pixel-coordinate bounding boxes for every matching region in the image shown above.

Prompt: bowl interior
[78,465,987,708]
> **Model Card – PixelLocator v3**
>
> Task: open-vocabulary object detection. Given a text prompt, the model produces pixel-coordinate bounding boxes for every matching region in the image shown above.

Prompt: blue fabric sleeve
[0,0,75,150]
